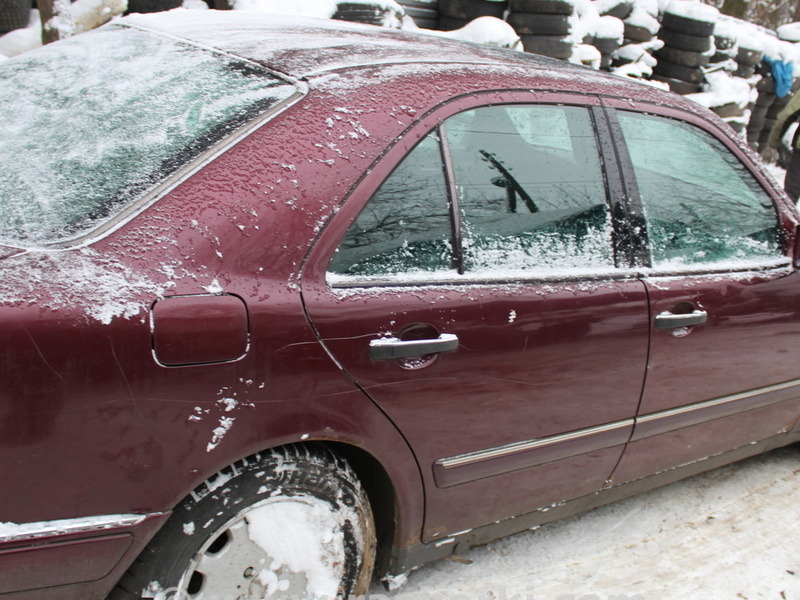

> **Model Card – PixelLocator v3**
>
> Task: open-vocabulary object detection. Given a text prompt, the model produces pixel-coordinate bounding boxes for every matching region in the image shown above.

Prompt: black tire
[659,28,712,53]
[438,14,471,29]
[108,446,376,600]
[712,103,745,118]
[751,103,771,122]
[654,46,709,68]
[661,12,715,37]
[714,34,736,50]
[767,103,785,119]
[733,63,756,79]
[651,74,702,95]
[399,0,440,7]
[439,0,506,20]
[520,34,573,59]
[726,120,746,134]
[333,4,403,25]
[127,0,182,13]
[736,46,764,66]
[600,54,613,70]
[756,92,776,107]
[592,36,621,54]
[653,58,704,84]
[509,0,573,14]
[0,0,28,33]
[508,12,572,35]
[403,5,439,27]
[624,22,656,42]
[599,0,633,19]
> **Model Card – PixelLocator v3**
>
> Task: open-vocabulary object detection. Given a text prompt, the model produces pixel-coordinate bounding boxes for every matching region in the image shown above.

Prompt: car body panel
[2,11,800,598]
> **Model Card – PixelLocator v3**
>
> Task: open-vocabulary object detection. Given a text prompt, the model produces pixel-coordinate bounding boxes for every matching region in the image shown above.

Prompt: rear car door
[601,102,800,485]
[302,93,650,541]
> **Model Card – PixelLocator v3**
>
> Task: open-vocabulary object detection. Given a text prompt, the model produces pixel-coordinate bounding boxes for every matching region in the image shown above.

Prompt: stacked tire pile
[652,3,718,95]
[438,0,507,31]
[592,15,625,70]
[398,0,439,29]
[506,0,576,60]
[332,2,405,26]
[598,0,660,79]
[750,74,777,150]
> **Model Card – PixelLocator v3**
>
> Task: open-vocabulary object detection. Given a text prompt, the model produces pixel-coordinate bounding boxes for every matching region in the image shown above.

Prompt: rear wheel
[109,445,375,600]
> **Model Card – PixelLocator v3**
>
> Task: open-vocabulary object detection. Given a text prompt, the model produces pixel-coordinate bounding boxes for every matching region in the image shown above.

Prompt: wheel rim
[176,494,352,600]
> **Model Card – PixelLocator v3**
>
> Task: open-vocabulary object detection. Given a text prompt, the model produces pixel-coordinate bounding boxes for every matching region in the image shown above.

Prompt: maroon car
[1,10,799,600]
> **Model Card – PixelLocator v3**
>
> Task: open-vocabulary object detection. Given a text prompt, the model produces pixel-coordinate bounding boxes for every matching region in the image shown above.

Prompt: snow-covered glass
[0,25,297,246]
[617,111,780,267]
[445,105,613,272]
[329,133,453,276]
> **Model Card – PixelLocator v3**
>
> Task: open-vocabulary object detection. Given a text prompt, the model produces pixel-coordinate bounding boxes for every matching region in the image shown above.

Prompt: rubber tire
[713,103,745,118]
[334,4,402,25]
[592,36,621,54]
[126,0,182,13]
[736,46,764,66]
[661,12,715,38]
[653,58,704,84]
[714,34,736,50]
[399,0,440,7]
[520,34,574,59]
[624,22,655,42]
[438,0,506,20]
[0,0,28,33]
[438,14,472,29]
[659,28,712,53]
[651,74,702,95]
[108,446,375,600]
[509,0,573,14]
[599,0,633,19]
[508,12,572,35]
[733,63,756,79]
[655,46,709,68]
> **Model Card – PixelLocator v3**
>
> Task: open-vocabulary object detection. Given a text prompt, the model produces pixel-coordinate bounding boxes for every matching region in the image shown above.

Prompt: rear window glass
[0,25,297,246]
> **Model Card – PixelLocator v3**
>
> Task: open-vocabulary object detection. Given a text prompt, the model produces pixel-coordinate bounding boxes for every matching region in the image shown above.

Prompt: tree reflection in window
[329,132,453,277]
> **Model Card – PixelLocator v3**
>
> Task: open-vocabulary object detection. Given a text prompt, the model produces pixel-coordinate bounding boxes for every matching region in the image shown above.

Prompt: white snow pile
[686,69,755,110]
[0,0,126,58]
[664,0,718,23]
[778,22,800,43]
[415,16,523,51]
[246,494,365,599]
[231,0,405,27]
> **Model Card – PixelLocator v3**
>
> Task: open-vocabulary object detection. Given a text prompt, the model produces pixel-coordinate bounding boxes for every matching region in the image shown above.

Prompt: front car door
[601,101,800,485]
[302,92,650,541]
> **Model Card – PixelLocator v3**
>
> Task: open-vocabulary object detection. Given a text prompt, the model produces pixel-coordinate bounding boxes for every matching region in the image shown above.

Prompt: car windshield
[0,24,298,247]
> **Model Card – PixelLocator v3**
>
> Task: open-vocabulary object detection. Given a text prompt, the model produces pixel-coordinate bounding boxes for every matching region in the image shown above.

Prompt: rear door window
[616,111,780,267]
[329,104,615,282]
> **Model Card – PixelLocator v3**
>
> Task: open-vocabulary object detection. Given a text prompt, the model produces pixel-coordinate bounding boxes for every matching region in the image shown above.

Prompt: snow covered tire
[653,58,704,84]
[736,46,764,66]
[661,12,715,38]
[651,74,702,95]
[624,22,655,43]
[509,0,574,15]
[508,12,572,35]
[659,28,712,53]
[520,34,574,59]
[438,0,507,20]
[654,46,709,68]
[108,445,376,600]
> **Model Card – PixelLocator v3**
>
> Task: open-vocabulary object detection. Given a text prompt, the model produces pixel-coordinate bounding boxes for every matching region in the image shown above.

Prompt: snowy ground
[373,445,800,600]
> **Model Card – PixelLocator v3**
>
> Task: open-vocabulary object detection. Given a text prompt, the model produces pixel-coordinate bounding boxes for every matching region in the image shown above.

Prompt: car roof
[119,10,699,110]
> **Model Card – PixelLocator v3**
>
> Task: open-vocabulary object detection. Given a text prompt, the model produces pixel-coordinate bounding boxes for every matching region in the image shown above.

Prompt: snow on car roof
[121,9,694,108]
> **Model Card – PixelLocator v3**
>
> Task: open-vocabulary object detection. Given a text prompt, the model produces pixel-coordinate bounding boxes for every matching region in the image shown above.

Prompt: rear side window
[329,104,614,282]
[445,105,612,273]
[0,25,297,246]
[617,111,780,267]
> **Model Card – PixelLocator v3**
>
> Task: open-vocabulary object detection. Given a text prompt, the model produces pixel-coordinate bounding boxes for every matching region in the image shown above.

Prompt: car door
[601,102,800,485]
[302,92,650,541]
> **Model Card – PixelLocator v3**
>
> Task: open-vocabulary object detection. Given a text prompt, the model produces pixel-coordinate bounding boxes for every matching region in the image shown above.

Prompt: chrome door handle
[654,310,707,330]
[369,333,459,360]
